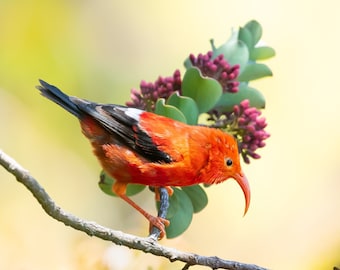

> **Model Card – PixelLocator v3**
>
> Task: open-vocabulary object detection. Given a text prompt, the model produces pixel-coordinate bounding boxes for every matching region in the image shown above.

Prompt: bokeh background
[0,1,339,269]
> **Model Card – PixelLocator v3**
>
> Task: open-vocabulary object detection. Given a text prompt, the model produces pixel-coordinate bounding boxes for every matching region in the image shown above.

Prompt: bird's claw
[148,216,170,240]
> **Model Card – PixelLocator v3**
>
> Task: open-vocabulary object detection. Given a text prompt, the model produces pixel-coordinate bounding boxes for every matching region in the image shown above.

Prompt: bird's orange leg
[113,182,170,239]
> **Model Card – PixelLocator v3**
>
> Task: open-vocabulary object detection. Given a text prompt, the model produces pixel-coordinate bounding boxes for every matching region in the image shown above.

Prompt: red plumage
[36,80,250,239]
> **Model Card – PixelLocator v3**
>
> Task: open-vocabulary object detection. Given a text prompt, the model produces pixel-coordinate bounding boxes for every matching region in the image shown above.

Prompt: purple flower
[189,51,240,93]
[126,51,239,111]
[126,70,181,111]
[208,99,270,163]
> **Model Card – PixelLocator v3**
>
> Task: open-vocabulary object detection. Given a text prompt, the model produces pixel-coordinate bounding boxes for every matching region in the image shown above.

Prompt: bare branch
[0,149,267,270]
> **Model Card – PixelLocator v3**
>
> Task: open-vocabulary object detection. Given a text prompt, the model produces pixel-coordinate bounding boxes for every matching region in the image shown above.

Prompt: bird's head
[211,132,251,215]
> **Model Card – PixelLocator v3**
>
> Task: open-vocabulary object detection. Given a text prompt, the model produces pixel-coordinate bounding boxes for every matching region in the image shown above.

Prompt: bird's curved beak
[233,171,251,215]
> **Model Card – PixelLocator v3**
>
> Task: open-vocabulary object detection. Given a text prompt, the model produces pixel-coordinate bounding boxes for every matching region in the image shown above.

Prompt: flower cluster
[189,51,240,93]
[209,99,270,163]
[127,52,240,112]
[126,70,182,111]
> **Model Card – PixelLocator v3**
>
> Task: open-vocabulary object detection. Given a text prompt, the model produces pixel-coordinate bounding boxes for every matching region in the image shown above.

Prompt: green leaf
[154,99,187,123]
[182,67,222,113]
[164,188,193,238]
[214,83,266,112]
[182,185,208,213]
[238,26,253,50]
[211,31,249,72]
[244,20,262,46]
[98,171,145,197]
[250,46,276,61]
[167,93,199,125]
[238,63,273,82]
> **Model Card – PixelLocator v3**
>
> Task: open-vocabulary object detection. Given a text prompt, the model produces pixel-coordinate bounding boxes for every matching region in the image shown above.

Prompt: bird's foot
[148,216,170,240]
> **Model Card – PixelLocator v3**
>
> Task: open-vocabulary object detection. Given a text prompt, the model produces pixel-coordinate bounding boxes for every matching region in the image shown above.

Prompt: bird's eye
[225,158,233,167]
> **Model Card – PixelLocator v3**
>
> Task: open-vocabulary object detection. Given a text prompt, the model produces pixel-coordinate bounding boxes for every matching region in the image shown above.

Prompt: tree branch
[0,149,267,270]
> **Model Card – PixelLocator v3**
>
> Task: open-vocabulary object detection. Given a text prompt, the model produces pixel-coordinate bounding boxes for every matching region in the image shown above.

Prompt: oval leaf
[238,26,254,50]
[214,84,266,112]
[167,93,199,125]
[154,99,187,123]
[164,188,193,238]
[244,20,262,46]
[238,63,273,82]
[182,67,222,113]
[250,46,276,61]
[181,185,208,213]
[99,171,145,197]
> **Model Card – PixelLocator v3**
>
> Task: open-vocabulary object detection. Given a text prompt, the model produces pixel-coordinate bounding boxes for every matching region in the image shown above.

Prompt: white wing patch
[124,107,143,121]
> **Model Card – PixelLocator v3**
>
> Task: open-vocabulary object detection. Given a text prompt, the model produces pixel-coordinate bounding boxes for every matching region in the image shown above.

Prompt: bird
[36,79,250,239]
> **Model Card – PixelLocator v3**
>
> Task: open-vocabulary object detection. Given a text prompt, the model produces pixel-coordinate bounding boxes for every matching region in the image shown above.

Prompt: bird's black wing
[71,98,172,164]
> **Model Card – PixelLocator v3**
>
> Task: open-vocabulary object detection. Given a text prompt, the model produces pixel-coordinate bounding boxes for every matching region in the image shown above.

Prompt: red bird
[36,80,250,239]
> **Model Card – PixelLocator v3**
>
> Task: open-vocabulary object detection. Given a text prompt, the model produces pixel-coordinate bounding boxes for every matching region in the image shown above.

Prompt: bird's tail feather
[36,79,83,119]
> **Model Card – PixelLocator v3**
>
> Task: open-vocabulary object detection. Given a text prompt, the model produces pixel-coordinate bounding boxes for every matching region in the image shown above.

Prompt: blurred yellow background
[0,0,339,269]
